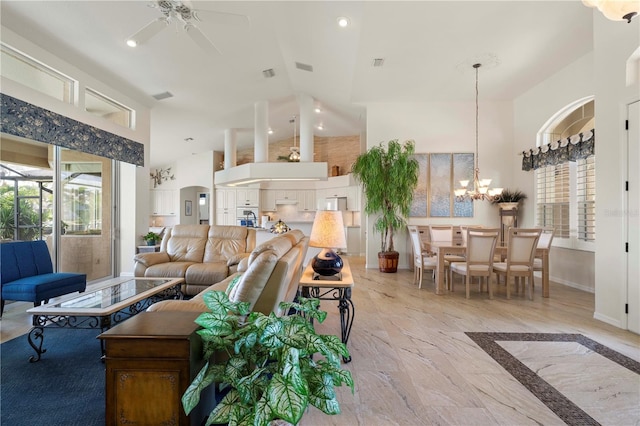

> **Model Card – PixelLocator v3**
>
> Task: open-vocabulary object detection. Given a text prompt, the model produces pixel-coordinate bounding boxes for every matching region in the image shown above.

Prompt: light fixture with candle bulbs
[455,63,503,202]
[582,0,638,23]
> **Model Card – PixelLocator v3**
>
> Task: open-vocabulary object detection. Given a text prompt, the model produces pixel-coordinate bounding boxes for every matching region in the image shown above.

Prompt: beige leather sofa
[147,229,309,316]
[134,225,256,296]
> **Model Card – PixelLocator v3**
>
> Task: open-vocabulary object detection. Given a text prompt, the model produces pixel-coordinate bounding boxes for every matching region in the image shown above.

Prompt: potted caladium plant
[182,291,354,426]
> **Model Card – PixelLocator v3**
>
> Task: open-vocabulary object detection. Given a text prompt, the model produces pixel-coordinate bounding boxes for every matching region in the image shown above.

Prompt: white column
[224,128,237,170]
[297,93,314,162]
[254,101,269,163]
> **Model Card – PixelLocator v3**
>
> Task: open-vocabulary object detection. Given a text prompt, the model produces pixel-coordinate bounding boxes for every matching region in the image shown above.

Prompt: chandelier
[288,115,300,162]
[455,63,503,202]
[582,0,638,23]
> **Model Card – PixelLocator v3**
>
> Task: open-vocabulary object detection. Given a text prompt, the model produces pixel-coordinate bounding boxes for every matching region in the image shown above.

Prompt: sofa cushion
[184,261,229,286]
[2,273,86,302]
[1,240,54,283]
[203,226,251,262]
[144,261,196,278]
[146,275,235,313]
[164,225,209,263]
[248,235,294,265]
[228,250,279,311]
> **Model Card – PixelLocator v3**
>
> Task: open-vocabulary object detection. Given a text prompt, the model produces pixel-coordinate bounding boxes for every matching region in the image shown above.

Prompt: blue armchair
[1,240,86,316]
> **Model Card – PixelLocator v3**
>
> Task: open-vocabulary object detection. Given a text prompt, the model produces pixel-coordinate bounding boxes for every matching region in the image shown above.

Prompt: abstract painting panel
[409,154,428,217]
[429,153,451,217]
[453,153,474,217]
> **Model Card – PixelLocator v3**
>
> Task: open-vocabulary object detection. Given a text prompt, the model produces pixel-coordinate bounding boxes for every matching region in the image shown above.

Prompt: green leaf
[319,334,351,359]
[225,356,249,383]
[202,290,236,314]
[267,373,309,425]
[205,388,240,425]
[253,394,274,426]
[195,312,234,335]
[182,361,213,414]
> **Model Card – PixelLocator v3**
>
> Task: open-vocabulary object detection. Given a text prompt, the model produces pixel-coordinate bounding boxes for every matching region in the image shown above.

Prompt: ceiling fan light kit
[582,0,639,23]
[125,0,248,53]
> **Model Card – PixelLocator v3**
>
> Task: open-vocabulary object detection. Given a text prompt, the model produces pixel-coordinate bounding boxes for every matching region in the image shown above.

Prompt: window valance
[0,93,144,167]
[521,129,594,171]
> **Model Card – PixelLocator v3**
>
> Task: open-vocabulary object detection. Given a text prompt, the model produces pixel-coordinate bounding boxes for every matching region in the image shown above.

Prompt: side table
[98,311,215,426]
[298,259,355,362]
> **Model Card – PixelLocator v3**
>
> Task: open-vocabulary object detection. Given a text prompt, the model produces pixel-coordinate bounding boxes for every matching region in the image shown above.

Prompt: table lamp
[309,210,347,276]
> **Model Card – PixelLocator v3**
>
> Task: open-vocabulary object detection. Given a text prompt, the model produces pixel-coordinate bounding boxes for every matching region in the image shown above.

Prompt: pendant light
[455,63,503,202]
[288,115,300,162]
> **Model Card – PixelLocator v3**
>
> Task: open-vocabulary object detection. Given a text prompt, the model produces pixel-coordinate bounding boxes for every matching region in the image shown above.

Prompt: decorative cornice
[1,93,144,167]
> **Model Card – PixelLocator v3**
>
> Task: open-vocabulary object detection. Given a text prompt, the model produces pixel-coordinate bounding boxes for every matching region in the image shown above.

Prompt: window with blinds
[536,163,570,238]
[577,156,596,241]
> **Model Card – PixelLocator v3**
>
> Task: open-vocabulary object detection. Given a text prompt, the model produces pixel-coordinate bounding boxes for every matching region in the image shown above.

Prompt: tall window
[534,99,595,250]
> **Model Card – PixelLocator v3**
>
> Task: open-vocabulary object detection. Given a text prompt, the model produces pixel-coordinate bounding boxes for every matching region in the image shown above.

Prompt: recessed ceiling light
[126,39,137,47]
[184,137,194,142]
[337,17,350,27]
[314,107,322,113]
[268,128,274,135]
[317,124,324,130]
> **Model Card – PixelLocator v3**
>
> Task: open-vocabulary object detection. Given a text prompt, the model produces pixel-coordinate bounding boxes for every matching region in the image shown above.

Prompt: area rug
[466,332,640,426]
[1,328,105,426]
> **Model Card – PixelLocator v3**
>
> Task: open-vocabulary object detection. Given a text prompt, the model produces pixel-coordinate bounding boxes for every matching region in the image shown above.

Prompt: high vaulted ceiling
[1,1,594,167]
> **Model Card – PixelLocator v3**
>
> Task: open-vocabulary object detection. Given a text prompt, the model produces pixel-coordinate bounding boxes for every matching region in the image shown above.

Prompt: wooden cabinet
[236,188,259,207]
[99,311,215,426]
[215,189,236,225]
[297,190,316,211]
[150,189,177,216]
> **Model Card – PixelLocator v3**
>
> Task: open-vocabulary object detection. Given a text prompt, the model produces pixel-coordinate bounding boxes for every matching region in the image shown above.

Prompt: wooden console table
[98,311,215,426]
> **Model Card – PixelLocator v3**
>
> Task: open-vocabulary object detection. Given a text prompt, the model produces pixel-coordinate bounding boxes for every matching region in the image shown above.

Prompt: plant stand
[499,203,518,245]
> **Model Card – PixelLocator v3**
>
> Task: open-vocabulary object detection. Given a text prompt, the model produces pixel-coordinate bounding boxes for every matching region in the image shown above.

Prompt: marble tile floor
[1,256,639,425]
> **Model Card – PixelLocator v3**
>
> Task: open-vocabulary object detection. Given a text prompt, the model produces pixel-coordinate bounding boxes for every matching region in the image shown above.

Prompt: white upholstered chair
[533,227,554,273]
[493,228,542,300]
[408,225,437,289]
[429,224,465,264]
[449,227,500,299]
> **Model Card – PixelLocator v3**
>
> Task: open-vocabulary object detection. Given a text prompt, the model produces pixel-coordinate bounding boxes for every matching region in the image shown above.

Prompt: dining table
[424,241,551,298]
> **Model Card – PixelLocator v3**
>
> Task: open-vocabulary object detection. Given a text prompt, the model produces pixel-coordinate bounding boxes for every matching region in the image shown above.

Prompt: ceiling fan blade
[191,9,250,27]
[184,23,221,55]
[126,17,169,46]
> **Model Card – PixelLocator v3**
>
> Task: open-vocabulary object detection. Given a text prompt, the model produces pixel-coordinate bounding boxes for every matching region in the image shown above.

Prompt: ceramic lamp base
[311,248,344,276]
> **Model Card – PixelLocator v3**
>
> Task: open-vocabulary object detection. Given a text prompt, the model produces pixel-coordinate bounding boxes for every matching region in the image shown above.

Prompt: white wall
[0,26,152,277]
[593,13,640,329]
[512,52,596,292]
[365,101,513,269]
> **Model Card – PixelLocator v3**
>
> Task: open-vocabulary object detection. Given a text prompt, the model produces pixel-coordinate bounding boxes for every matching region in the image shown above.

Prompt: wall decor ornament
[150,167,175,188]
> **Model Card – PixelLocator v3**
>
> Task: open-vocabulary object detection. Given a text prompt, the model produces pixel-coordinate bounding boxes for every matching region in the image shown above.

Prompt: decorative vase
[378,251,399,273]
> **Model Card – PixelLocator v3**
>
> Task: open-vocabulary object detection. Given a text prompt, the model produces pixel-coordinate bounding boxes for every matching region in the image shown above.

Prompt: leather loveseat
[147,229,309,316]
[133,225,256,296]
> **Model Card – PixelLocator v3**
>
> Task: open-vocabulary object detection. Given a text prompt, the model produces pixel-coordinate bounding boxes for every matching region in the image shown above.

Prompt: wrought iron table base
[301,286,354,363]
[27,285,182,362]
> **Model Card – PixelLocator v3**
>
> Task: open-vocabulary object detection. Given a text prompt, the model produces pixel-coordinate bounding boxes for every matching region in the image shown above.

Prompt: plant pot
[378,251,399,273]
[146,240,156,246]
[498,202,519,211]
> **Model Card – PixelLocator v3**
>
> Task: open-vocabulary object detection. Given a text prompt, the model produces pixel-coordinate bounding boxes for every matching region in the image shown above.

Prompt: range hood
[214,162,329,187]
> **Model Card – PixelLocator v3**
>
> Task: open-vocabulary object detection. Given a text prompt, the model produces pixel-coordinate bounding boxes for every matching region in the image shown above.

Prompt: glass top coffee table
[26,277,184,362]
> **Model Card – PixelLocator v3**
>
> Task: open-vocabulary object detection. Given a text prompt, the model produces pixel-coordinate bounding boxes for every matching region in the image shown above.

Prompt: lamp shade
[309,210,347,249]
[309,210,347,276]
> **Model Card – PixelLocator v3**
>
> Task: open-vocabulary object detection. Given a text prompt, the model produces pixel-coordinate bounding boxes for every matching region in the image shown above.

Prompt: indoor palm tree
[351,139,419,272]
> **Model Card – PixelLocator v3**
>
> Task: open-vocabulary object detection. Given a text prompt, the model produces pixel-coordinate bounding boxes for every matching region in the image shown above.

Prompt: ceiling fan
[126,0,249,54]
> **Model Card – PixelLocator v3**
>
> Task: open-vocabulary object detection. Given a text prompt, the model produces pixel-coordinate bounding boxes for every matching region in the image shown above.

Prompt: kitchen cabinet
[261,190,277,212]
[275,190,298,203]
[297,190,316,211]
[215,189,236,225]
[150,189,177,216]
[346,186,361,211]
[236,188,259,207]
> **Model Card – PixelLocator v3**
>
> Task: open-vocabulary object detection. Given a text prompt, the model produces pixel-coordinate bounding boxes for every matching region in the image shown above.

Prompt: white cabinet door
[215,189,236,224]
[315,188,327,210]
[150,190,177,216]
[236,189,259,207]
[275,190,298,202]
[346,186,361,211]
[325,187,347,198]
[346,227,361,255]
[261,190,277,212]
[297,190,316,211]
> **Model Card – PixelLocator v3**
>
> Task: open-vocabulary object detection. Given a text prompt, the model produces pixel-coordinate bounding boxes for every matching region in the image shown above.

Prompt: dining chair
[408,225,437,289]
[449,227,500,299]
[493,228,542,300]
[429,224,466,263]
[533,227,554,273]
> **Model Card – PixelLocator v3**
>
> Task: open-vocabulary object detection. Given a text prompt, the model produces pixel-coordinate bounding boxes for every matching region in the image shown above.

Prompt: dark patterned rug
[466,332,640,426]
[1,328,104,426]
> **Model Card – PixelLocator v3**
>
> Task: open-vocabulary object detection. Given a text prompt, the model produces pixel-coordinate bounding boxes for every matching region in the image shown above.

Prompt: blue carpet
[1,327,104,425]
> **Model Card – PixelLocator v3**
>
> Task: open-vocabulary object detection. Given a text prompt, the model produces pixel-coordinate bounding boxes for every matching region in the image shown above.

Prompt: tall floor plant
[351,139,419,272]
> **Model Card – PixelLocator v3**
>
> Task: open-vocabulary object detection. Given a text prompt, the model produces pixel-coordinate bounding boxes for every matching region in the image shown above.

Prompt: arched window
[534,98,595,250]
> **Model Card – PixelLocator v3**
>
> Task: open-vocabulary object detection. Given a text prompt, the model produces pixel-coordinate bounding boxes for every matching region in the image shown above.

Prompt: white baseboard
[593,311,623,328]
[534,272,594,293]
